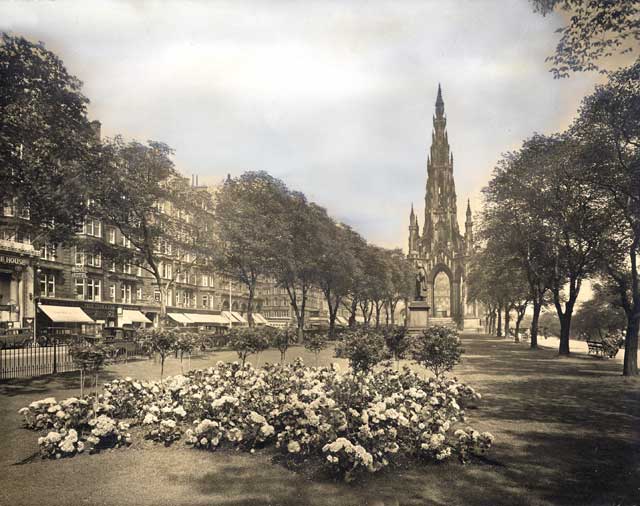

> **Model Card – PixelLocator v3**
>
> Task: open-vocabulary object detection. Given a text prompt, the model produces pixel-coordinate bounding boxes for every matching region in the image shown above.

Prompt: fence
[0,340,148,381]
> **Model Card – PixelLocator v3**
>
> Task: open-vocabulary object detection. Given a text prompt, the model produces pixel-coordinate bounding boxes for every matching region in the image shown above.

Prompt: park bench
[586,338,623,359]
[586,340,605,357]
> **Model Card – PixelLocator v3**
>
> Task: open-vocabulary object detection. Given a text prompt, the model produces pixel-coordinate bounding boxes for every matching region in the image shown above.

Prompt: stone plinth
[407,300,430,334]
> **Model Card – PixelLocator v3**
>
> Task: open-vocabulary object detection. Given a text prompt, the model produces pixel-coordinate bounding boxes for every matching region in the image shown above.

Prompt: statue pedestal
[407,300,430,334]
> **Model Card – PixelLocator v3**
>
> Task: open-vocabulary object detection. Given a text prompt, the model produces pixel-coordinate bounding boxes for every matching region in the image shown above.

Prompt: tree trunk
[504,306,511,339]
[530,300,541,349]
[623,313,639,376]
[328,305,338,338]
[497,305,503,337]
[553,286,577,356]
[558,313,572,355]
[348,299,358,328]
[246,279,256,327]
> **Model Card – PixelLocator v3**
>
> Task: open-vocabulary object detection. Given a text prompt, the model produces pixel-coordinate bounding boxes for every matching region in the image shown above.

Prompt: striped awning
[122,310,152,325]
[251,313,269,325]
[39,305,95,323]
[184,313,228,325]
[167,313,192,324]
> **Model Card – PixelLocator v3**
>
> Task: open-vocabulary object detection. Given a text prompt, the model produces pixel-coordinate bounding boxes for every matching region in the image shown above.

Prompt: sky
[1,0,606,250]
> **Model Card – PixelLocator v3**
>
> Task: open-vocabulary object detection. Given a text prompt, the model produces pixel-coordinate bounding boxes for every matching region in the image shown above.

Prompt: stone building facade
[407,85,480,329]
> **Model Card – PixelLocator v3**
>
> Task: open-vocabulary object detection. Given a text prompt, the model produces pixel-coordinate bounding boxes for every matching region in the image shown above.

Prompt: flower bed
[19,359,493,481]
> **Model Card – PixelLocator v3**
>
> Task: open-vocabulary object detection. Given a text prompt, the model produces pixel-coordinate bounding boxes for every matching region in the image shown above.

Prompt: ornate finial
[435,83,444,118]
[466,198,472,217]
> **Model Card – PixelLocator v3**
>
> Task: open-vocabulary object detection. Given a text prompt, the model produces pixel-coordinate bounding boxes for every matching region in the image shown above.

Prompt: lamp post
[228,280,232,330]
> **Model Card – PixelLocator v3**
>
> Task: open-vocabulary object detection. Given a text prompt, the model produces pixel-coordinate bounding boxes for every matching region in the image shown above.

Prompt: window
[109,261,116,273]
[154,290,161,303]
[202,294,208,308]
[3,200,15,217]
[107,227,116,244]
[75,249,102,267]
[161,262,172,280]
[110,284,116,302]
[121,283,132,303]
[39,273,55,297]
[75,278,84,300]
[83,219,102,237]
[76,278,101,301]
[136,287,143,301]
[40,244,57,261]
[120,235,131,248]
[123,263,132,275]
[88,278,101,301]
[137,265,143,277]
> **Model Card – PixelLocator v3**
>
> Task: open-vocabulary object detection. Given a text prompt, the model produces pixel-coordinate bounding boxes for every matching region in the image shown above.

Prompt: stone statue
[415,269,426,301]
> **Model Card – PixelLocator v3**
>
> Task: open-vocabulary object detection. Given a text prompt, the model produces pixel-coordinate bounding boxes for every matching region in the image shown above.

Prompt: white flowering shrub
[20,358,493,479]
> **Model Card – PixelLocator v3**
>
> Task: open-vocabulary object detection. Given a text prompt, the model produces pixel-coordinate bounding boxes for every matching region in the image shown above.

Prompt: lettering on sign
[0,255,28,266]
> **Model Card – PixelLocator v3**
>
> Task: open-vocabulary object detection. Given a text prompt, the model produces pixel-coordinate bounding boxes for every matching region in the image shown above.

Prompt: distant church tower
[407,85,479,328]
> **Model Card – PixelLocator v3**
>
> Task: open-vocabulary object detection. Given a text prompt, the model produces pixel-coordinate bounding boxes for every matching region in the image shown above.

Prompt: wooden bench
[586,340,605,357]
[586,339,623,359]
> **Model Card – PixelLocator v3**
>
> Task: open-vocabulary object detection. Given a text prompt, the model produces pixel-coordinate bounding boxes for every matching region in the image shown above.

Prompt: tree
[94,138,216,325]
[531,0,640,77]
[411,325,464,378]
[139,328,178,381]
[335,328,386,374]
[303,332,328,367]
[271,327,293,364]
[383,325,411,368]
[315,221,359,337]
[0,33,100,245]
[572,59,640,375]
[385,249,415,327]
[572,283,627,340]
[481,144,557,348]
[69,343,111,398]
[212,172,290,327]
[228,327,270,367]
[274,195,327,338]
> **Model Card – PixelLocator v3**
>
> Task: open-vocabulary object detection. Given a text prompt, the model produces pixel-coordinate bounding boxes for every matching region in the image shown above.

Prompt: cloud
[1,0,604,248]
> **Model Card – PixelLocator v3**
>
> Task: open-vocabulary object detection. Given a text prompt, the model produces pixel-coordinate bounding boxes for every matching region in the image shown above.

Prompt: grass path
[1,335,639,506]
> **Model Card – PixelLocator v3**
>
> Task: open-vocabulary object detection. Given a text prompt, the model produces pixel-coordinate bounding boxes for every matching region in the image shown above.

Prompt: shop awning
[122,310,152,325]
[252,313,269,325]
[184,313,228,325]
[39,305,95,323]
[221,311,241,324]
[167,313,193,324]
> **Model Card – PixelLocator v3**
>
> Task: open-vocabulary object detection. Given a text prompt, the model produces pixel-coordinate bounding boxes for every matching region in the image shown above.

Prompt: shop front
[0,251,35,331]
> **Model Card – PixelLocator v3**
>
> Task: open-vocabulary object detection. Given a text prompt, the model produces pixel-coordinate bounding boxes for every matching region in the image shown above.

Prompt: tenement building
[407,85,481,330]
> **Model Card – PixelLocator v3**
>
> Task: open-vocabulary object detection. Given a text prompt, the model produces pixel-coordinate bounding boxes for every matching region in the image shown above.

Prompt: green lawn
[1,336,639,506]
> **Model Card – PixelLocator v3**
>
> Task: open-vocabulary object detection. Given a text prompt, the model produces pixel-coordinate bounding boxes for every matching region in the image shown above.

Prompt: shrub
[303,332,328,366]
[271,327,293,363]
[411,325,464,377]
[383,325,411,365]
[138,328,179,381]
[69,343,112,398]
[335,328,387,374]
[228,327,270,366]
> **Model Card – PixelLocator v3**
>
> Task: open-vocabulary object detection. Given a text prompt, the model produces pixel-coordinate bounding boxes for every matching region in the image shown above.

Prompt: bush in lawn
[176,331,201,373]
[383,325,411,367]
[228,327,270,366]
[304,332,328,366]
[411,325,464,377]
[335,328,387,373]
[138,328,178,381]
[69,343,112,398]
[271,327,293,363]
